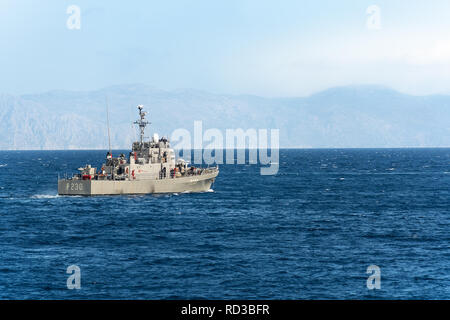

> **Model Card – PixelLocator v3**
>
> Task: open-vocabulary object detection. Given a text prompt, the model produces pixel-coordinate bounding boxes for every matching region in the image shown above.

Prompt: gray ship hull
[58,171,218,196]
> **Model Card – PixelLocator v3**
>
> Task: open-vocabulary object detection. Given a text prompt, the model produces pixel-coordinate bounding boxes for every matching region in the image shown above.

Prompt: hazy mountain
[0,84,449,149]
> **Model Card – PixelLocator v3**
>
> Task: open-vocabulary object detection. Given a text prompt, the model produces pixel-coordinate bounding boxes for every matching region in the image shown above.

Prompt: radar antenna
[134,105,150,145]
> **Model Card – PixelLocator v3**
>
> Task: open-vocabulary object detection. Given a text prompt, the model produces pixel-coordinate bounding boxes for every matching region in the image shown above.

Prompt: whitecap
[0,164,7,167]
[31,194,59,199]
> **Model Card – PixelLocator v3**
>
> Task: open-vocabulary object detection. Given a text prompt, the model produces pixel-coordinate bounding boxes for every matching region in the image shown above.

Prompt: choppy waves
[0,149,449,299]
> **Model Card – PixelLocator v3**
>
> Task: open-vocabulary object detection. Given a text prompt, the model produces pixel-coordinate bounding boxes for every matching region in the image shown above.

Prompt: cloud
[220,28,450,96]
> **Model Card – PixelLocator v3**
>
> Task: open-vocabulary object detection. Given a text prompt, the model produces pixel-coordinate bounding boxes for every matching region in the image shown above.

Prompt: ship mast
[134,105,150,145]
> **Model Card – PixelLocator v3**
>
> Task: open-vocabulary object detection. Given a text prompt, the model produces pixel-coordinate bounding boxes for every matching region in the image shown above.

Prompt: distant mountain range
[0,84,449,149]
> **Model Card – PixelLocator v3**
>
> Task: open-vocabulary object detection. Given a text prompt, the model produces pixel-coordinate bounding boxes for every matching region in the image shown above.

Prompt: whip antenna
[106,97,112,154]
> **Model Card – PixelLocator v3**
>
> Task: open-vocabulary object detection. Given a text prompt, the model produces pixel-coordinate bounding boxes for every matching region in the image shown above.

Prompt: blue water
[0,149,449,299]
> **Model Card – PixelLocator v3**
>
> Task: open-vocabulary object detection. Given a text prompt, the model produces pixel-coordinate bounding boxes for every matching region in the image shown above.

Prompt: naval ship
[58,105,219,195]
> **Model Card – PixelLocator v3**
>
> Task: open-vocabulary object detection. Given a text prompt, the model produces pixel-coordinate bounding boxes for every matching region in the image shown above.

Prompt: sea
[0,149,448,299]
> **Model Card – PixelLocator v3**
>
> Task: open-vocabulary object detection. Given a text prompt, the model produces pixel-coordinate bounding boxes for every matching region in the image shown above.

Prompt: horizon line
[1,147,449,152]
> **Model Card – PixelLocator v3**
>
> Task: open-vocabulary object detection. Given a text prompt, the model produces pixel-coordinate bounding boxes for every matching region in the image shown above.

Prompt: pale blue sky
[1,0,450,96]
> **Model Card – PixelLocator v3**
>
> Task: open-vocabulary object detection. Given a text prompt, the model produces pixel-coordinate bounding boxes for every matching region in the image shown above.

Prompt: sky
[1,0,450,97]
